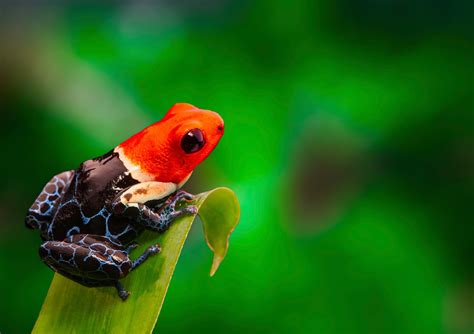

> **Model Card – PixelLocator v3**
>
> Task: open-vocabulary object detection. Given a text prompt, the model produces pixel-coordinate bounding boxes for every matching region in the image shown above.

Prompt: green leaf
[32,187,240,334]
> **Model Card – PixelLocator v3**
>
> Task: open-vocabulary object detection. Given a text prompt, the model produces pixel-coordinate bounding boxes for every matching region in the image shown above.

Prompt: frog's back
[48,150,142,243]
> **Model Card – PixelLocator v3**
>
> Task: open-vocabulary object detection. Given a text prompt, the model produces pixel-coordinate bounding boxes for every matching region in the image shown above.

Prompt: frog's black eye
[181,128,206,154]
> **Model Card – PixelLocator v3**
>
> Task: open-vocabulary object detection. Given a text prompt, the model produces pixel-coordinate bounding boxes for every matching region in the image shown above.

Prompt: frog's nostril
[217,125,224,133]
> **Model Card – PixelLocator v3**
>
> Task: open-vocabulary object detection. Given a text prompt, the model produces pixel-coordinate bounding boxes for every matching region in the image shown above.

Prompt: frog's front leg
[113,182,197,233]
[39,234,160,300]
[131,192,197,232]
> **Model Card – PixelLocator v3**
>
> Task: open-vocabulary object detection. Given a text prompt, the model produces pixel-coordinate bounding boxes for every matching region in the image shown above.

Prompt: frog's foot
[168,190,198,215]
[115,281,130,301]
[119,190,197,233]
[172,190,194,203]
[160,189,197,217]
[131,244,161,270]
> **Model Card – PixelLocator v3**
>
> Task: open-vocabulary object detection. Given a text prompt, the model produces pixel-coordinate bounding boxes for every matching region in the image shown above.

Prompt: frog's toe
[148,243,161,255]
[115,281,130,301]
[171,205,198,218]
[187,205,198,215]
[175,190,194,202]
[183,205,198,215]
[119,291,130,301]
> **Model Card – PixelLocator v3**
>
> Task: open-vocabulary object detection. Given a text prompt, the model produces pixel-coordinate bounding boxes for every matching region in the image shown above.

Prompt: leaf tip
[209,255,224,276]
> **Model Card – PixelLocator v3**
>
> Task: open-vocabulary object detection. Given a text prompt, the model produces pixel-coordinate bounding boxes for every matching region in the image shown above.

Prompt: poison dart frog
[25,103,224,300]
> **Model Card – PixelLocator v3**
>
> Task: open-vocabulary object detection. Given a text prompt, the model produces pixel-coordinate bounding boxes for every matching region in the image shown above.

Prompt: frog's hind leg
[26,170,74,235]
[131,244,161,269]
[39,234,132,289]
[39,234,160,301]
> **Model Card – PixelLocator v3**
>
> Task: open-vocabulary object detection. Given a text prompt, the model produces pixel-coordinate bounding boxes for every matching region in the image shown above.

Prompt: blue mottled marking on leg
[39,234,163,300]
[39,234,132,293]
[131,244,161,270]
[25,170,74,236]
[126,243,138,254]
[121,190,197,233]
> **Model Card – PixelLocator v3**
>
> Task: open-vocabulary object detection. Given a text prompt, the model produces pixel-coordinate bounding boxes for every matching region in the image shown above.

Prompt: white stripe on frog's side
[120,181,177,206]
[114,146,193,207]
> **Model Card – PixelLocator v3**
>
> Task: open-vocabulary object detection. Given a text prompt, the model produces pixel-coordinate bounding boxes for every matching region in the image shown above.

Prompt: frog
[25,103,224,300]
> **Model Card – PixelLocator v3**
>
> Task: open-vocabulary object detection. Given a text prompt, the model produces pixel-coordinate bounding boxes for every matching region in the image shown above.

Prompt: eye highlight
[181,128,206,154]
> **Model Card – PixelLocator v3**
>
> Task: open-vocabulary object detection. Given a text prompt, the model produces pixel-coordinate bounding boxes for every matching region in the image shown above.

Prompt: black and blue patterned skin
[26,150,196,300]
[25,170,75,241]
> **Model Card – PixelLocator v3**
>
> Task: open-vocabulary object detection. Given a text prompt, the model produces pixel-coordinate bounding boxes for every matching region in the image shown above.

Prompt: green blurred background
[0,1,472,333]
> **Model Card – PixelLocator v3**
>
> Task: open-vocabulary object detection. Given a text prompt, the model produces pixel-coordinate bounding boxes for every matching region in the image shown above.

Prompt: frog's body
[25,103,224,300]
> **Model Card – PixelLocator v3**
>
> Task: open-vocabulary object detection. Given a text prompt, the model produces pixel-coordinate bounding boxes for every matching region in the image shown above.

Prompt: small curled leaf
[195,187,241,276]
